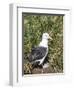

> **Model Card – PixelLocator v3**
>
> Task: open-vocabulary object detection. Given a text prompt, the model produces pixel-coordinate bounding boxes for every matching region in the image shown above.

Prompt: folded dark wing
[29,47,47,62]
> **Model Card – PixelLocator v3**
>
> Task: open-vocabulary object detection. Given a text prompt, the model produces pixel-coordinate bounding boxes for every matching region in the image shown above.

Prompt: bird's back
[29,46,47,62]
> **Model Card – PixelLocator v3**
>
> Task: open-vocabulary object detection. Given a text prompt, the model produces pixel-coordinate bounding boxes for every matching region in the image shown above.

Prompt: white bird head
[42,33,52,40]
[39,33,52,47]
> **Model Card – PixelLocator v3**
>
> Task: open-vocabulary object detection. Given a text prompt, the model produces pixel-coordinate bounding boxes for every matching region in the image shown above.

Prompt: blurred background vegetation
[23,14,63,74]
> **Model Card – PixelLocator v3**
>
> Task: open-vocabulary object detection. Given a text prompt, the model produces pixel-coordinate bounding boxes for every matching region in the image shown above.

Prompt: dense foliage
[23,14,63,74]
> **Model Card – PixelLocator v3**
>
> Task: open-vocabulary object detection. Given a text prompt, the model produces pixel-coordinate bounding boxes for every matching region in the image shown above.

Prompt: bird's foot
[43,63,49,69]
[41,69,44,73]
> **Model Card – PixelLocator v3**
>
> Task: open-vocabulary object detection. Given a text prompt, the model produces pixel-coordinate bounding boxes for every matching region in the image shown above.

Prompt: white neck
[39,38,48,48]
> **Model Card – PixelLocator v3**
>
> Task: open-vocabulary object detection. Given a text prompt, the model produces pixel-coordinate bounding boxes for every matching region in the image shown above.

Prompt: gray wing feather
[29,47,47,62]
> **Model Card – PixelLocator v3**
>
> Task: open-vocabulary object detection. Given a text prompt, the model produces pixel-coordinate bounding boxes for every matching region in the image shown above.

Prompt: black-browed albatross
[29,33,52,69]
